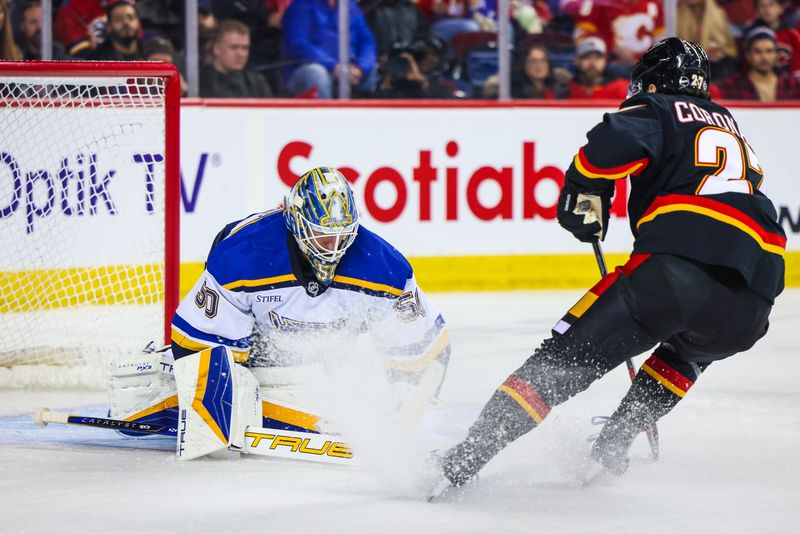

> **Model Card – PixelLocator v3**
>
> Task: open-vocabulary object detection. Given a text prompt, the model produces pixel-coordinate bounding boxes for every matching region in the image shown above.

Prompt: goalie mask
[283,167,360,284]
[627,37,711,100]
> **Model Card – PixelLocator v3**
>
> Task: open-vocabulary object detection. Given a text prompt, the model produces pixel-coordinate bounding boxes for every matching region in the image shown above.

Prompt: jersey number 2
[694,126,763,196]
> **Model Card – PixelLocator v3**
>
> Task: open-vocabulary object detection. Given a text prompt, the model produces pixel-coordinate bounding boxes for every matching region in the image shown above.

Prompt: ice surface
[1,290,799,533]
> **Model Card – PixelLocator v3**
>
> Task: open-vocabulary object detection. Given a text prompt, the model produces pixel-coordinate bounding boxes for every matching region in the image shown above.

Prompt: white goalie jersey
[170,210,450,395]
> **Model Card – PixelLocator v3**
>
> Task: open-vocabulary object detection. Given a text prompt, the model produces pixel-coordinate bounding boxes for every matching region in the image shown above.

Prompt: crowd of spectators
[1,0,800,101]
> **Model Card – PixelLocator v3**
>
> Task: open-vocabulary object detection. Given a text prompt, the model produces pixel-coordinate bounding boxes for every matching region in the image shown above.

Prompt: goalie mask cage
[0,62,180,388]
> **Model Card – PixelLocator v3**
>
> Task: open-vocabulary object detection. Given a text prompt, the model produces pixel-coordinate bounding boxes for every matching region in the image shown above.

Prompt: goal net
[0,62,180,388]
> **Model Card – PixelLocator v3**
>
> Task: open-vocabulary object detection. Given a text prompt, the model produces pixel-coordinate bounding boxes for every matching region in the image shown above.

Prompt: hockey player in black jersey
[432,38,786,493]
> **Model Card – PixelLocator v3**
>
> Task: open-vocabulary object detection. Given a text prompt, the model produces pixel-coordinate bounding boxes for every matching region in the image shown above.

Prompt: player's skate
[425,451,454,502]
[590,434,631,476]
[579,447,628,487]
[426,439,487,501]
[426,473,453,502]
[579,433,631,487]
[581,410,640,486]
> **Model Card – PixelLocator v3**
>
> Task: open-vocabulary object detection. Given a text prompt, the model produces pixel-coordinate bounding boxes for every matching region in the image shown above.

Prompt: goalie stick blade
[242,427,358,466]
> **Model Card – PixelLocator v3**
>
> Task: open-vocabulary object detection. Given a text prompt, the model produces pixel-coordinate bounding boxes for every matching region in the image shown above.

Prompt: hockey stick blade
[242,427,358,466]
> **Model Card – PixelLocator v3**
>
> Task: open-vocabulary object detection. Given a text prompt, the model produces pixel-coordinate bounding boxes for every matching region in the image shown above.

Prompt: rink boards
[176,101,799,295]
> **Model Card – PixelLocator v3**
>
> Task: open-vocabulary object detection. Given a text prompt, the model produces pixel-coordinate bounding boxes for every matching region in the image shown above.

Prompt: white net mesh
[0,72,172,388]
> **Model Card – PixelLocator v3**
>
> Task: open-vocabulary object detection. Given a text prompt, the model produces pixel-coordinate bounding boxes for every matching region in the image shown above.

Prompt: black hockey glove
[557,185,611,242]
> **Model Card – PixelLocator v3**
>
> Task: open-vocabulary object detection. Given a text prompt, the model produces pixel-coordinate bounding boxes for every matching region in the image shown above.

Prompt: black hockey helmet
[627,37,711,99]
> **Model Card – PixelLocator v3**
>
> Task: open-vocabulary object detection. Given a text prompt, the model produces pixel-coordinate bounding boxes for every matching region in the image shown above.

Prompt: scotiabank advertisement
[178,103,799,289]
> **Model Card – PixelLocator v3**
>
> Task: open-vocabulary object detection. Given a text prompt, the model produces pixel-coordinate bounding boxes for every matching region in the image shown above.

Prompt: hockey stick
[393,360,447,433]
[591,240,660,460]
[33,407,357,465]
[34,407,177,436]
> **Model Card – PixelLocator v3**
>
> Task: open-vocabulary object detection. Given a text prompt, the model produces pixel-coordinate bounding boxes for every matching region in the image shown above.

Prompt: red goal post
[0,61,180,387]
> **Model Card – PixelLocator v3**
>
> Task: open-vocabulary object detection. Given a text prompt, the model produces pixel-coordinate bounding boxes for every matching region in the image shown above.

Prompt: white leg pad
[174,346,261,460]
[230,363,262,450]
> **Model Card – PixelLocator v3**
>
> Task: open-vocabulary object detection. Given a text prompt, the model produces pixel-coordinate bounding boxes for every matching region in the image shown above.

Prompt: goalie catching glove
[557,185,611,242]
[108,343,178,437]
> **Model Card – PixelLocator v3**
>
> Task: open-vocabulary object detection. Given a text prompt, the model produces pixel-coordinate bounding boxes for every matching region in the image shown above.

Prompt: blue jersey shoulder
[206,211,294,290]
[334,225,413,297]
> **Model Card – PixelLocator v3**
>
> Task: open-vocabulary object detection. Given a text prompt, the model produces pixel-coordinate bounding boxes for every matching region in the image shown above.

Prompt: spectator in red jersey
[562,36,628,99]
[55,0,107,57]
[720,26,800,100]
[509,43,567,98]
[81,0,143,60]
[0,0,22,59]
[677,0,738,80]
[749,0,800,76]
[573,0,665,79]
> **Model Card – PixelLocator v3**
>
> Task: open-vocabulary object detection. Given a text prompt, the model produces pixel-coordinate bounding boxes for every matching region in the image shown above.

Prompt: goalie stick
[34,408,178,436]
[591,240,660,460]
[33,407,357,465]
